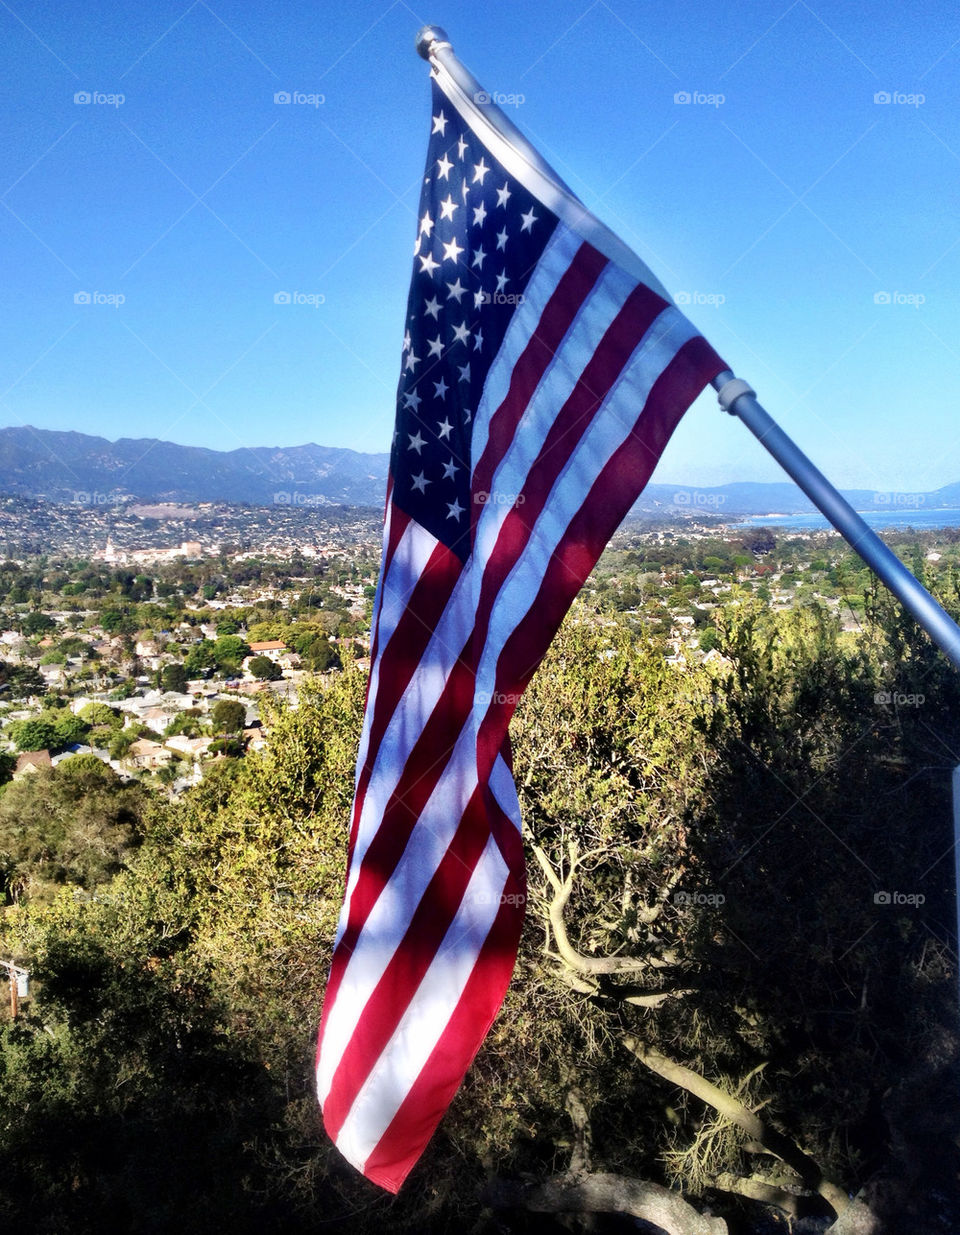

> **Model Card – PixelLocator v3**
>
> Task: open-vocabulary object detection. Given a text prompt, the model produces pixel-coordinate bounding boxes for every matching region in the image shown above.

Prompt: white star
[496,181,511,208]
[473,289,486,309]
[520,206,538,233]
[427,335,444,358]
[460,178,469,203]
[402,329,411,352]
[408,430,426,453]
[437,417,453,439]
[432,111,447,135]
[439,194,458,221]
[442,457,459,480]
[404,350,420,372]
[424,295,441,320]
[419,251,440,276]
[457,134,468,159]
[472,200,488,227]
[496,227,508,252]
[436,152,453,180]
[403,388,422,412]
[496,270,509,294]
[433,376,449,400]
[473,329,484,352]
[446,278,467,302]
[442,235,464,263]
[472,157,490,184]
[419,211,434,237]
[411,471,430,493]
[472,246,486,270]
[451,321,470,345]
[457,362,471,383]
[463,407,472,423]
[446,498,465,521]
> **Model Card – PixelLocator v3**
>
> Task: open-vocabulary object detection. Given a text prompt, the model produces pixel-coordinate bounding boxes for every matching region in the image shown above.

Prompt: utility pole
[1,960,28,1020]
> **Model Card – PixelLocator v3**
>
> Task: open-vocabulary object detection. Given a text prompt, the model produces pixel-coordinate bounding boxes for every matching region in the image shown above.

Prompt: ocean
[733,508,960,533]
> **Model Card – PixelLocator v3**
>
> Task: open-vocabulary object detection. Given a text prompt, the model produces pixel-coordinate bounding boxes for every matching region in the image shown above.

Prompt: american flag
[316,76,727,1192]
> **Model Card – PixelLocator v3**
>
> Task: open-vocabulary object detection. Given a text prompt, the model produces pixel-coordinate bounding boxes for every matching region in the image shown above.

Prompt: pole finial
[416,25,452,61]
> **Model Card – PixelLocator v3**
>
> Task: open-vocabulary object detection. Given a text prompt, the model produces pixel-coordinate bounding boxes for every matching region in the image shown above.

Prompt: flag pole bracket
[715,375,756,415]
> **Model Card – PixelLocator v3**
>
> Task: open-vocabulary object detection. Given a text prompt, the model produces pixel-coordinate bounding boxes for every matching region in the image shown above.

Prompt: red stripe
[347,534,462,863]
[471,241,608,534]
[474,334,725,779]
[324,779,495,1141]
[360,825,525,1192]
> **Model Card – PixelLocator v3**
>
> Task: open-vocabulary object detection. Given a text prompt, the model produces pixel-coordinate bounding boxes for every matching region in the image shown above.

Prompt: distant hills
[2,425,959,517]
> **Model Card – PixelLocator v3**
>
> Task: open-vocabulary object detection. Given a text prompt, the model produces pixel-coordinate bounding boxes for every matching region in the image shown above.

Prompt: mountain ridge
[2,425,957,516]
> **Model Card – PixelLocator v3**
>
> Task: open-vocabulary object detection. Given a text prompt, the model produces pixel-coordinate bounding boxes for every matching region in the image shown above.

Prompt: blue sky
[2,0,959,492]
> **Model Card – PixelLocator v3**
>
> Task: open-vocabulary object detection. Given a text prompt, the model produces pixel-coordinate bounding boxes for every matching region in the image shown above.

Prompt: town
[1,495,956,796]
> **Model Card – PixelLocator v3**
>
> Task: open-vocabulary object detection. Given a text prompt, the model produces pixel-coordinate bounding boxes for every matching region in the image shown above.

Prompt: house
[248,640,287,659]
[164,735,213,759]
[128,739,173,769]
[13,750,52,778]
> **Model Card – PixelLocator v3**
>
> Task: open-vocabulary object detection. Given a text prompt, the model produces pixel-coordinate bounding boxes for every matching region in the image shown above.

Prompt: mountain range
[3,425,959,517]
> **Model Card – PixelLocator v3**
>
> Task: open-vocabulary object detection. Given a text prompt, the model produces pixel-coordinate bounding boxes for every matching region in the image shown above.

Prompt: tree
[183,641,218,676]
[248,655,282,681]
[160,662,189,693]
[212,635,251,672]
[210,700,246,735]
[9,718,57,752]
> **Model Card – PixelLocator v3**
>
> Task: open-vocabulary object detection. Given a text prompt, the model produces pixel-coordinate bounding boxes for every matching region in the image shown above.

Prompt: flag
[315,62,728,1193]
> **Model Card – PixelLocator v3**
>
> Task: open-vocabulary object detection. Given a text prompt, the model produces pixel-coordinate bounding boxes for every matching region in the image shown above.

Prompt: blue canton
[391,82,559,559]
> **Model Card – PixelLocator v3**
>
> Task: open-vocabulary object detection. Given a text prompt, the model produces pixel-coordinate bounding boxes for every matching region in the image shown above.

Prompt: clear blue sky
[2,0,959,492]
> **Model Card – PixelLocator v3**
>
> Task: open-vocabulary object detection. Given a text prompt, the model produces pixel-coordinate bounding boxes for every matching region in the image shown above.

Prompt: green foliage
[248,654,282,681]
[0,758,144,902]
[160,662,189,693]
[210,700,246,734]
[8,718,57,752]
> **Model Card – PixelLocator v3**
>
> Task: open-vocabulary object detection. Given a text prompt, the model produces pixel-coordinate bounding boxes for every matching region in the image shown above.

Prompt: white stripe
[474,307,699,704]
[333,835,510,1170]
[352,517,439,790]
[469,223,584,478]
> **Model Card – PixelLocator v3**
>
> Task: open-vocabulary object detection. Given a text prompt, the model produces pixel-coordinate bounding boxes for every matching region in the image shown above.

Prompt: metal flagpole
[416,22,960,986]
[416,23,960,673]
[712,371,960,671]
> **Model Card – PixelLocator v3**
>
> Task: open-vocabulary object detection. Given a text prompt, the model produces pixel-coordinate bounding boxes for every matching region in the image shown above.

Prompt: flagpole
[416,23,960,673]
[712,370,960,672]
